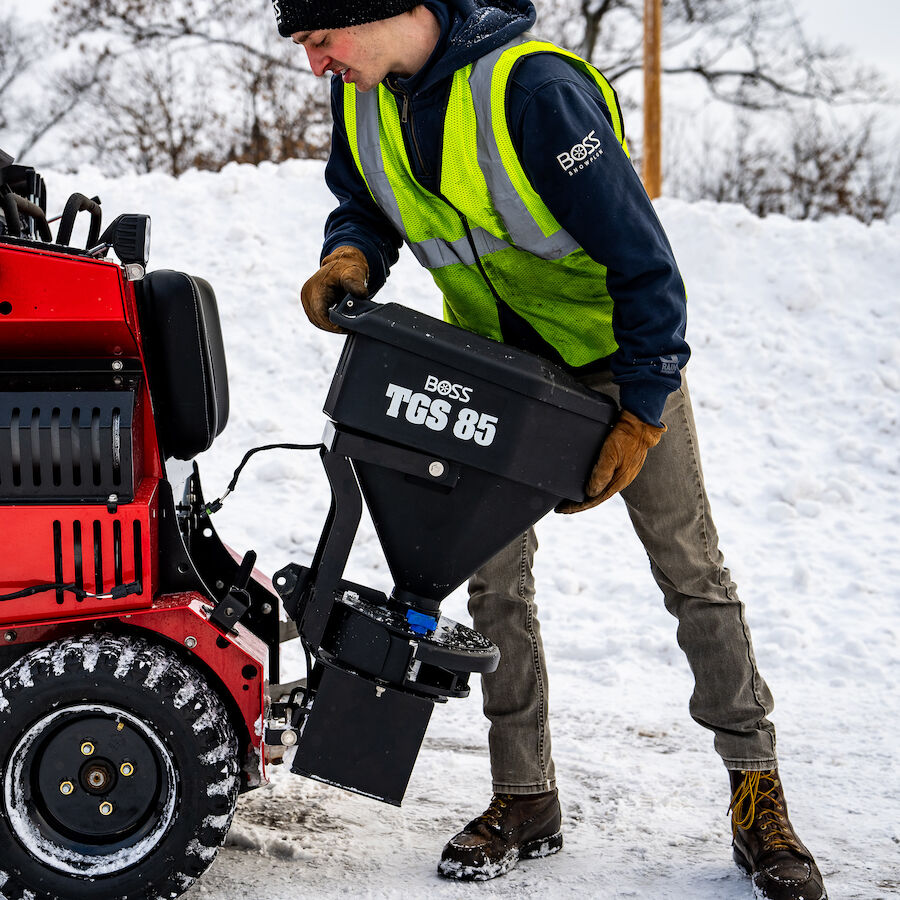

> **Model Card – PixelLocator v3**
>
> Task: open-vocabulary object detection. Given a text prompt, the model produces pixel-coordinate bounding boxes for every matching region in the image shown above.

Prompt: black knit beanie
[272,0,422,37]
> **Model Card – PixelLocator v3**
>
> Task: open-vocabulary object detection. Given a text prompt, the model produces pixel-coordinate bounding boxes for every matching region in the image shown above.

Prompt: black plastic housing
[0,388,136,503]
[323,298,617,605]
[326,299,617,499]
[281,298,618,807]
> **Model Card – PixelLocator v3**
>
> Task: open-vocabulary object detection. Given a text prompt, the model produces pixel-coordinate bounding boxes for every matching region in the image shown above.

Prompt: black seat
[139,270,229,461]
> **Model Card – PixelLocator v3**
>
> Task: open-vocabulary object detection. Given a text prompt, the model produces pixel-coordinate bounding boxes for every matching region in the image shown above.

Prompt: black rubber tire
[0,633,240,900]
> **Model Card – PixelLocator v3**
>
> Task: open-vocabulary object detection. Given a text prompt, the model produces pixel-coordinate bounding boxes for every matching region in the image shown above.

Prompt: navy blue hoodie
[321,0,690,426]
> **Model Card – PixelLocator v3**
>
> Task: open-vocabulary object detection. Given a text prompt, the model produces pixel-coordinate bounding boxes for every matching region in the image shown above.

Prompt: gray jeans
[467,373,777,795]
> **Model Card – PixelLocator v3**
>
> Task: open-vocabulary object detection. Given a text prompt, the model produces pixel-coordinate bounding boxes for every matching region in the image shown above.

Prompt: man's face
[293,20,399,92]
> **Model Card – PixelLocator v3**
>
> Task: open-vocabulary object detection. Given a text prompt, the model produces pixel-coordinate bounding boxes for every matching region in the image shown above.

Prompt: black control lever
[208,550,256,634]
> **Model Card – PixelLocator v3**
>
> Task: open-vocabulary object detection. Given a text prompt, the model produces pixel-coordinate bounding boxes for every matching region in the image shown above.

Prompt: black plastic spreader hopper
[273,296,617,804]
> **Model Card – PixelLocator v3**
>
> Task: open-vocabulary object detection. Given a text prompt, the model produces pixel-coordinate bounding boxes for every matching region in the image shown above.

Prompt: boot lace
[472,794,510,832]
[728,771,797,852]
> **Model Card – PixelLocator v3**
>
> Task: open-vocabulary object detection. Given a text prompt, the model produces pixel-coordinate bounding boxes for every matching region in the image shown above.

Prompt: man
[273,1,826,897]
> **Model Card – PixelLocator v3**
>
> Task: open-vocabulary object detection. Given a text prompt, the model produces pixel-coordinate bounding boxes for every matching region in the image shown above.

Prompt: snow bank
[39,162,900,899]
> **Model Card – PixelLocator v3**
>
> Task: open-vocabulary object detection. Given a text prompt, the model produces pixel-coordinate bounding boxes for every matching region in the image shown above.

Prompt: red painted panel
[0,244,138,357]
[0,479,159,625]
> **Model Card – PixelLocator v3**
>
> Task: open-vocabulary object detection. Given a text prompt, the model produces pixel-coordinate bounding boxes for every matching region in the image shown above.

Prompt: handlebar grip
[56,192,102,248]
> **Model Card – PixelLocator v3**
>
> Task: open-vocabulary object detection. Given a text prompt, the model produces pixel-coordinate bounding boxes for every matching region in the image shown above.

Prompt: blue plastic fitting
[406,609,438,635]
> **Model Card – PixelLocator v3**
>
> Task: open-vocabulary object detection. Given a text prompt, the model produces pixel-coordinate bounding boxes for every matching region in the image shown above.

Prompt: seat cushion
[139,270,229,460]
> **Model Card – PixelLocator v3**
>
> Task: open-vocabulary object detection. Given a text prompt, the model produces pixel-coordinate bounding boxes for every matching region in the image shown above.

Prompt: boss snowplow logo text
[384,382,498,446]
[557,130,603,175]
[423,374,472,402]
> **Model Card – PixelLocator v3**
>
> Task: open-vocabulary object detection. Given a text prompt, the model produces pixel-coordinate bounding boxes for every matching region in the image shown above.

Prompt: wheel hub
[35,714,160,841]
[4,704,178,874]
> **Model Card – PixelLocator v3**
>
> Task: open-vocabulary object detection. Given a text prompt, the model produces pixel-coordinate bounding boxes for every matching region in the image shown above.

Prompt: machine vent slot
[10,407,21,486]
[53,520,64,605]
[71,407,82,486]
[133,520,143,587]
[31,408,41,487]
[73,520,84,601]
[93,520,103,595]
[112,408,121,485]
[113,519,123,586]
[0,390,136,503]
[91,407,102,486]
[50,407,61,486]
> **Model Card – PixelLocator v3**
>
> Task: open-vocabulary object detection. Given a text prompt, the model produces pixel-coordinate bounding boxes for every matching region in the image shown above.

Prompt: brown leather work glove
[300,245,369,334]
[556,410,666,514]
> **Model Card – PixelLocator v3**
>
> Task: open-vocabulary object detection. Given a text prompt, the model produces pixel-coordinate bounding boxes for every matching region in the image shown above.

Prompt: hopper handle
[329,293,379,328]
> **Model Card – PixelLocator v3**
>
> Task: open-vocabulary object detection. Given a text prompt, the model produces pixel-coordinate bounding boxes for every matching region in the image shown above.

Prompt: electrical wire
[203,442,324,515]
[0,581,142,603]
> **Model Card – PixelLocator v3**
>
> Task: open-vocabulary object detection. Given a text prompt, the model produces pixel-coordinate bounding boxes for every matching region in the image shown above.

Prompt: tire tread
[0,634,240,900]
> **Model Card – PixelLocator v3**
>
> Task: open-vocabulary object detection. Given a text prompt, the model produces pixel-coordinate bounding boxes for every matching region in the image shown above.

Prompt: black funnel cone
[354,457,556,605]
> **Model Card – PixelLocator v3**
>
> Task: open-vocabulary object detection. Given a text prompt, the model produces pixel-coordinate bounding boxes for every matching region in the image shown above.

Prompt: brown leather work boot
[729,770,827,900]
[437,790,563,881]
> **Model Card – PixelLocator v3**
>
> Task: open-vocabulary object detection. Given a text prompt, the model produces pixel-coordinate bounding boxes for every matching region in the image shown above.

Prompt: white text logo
[424,374,473,403]
[557,130,603,174]
[384,383,498,446]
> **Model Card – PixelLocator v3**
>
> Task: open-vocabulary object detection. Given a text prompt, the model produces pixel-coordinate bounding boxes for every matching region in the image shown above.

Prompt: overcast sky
[791,0,900,79]
[14,0,900,80]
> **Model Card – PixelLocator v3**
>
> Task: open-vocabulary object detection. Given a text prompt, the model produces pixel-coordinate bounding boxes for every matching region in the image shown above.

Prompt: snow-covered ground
[40,162,900,898]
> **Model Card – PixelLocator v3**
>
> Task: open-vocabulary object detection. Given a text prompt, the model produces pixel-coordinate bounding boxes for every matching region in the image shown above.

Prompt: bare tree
[536,0,897,222]
[222,49,331,165]
[783,112,899,222]
[5,0,896,224]
[0,15,112,162]
[45,0,330,170]
[672,108,899,223]
[73,49,223,176]
[0,16,38,129]
[538,0,890,110]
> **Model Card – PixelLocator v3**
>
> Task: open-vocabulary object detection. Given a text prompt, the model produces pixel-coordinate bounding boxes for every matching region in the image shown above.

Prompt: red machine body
[0,240,270,785]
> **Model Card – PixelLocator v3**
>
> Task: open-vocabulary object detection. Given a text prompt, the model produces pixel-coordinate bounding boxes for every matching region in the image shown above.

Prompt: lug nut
[99,802,114,816]
[80,742,95,756]
[59,781,75,796]
[120,762,134,777]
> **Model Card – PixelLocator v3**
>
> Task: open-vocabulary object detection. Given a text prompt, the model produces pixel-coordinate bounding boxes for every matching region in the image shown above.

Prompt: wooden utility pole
[642,0,663,199]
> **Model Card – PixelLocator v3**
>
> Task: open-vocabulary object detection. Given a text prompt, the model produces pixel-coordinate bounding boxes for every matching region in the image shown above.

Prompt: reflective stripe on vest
[343,36,629,366]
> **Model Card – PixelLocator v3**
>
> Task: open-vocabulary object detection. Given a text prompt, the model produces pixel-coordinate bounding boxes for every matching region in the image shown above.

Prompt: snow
[113,643,138,678]
[174,680,200,709]
[142,656,168,688]
[22,162,900,898]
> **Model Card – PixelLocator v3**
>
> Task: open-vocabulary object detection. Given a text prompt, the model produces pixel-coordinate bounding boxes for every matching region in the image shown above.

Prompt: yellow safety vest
[344,36,630,367]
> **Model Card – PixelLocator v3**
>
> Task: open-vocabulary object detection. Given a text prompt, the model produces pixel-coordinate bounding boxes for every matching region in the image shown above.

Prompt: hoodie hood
[404,0,536,91]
